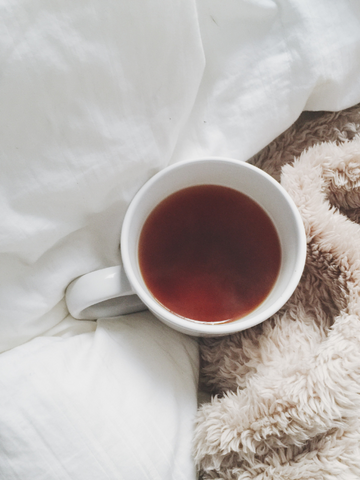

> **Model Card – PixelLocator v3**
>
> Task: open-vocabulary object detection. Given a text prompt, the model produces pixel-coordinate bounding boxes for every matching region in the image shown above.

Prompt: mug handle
[65,266,147,320]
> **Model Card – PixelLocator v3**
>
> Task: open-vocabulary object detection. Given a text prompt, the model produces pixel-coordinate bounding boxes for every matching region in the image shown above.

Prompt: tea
[138,184,281,323]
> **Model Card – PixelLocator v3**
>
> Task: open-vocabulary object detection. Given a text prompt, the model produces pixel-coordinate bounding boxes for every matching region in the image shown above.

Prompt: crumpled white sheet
[0,314,199,480]
[1,0,360,479]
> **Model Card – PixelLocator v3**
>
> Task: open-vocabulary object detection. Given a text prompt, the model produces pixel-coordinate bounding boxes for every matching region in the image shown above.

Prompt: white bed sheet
[0,314,199,480]
[1,0,360,479]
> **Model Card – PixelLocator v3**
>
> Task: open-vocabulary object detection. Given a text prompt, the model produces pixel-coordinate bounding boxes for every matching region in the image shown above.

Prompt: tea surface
[138,185,281,323]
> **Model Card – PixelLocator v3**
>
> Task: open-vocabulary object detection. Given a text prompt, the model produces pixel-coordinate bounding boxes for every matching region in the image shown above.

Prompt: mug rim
[121,156,307,335]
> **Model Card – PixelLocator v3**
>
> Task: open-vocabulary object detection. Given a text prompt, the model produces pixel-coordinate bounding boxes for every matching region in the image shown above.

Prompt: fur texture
[194,105,360,479]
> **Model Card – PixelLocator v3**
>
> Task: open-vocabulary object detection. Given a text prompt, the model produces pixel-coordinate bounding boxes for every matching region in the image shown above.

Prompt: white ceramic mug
[65,157,306,336]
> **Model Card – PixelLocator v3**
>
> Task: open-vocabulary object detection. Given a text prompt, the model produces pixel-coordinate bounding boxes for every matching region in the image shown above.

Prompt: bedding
[196,106,360,479]
[1,0,360,479]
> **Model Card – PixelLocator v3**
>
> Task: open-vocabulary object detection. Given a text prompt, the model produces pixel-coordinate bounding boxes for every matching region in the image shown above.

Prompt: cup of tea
[66,157,306,336]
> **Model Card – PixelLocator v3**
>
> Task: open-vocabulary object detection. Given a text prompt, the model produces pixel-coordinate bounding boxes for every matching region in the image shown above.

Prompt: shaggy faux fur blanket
[194,105,360,480]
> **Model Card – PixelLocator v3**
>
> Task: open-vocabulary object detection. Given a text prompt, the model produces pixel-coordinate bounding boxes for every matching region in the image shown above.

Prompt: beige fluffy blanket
[194,105,360,480]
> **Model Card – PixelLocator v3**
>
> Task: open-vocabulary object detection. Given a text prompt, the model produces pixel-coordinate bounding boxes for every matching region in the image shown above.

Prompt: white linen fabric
[0,0,360,479]
[0,314,199,480]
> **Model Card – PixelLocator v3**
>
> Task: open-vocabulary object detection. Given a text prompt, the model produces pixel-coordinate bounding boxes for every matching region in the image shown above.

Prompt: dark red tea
[138,185,281,323]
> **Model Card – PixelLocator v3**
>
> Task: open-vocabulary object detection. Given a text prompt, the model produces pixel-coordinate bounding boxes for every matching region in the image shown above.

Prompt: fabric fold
[195,111,360,479]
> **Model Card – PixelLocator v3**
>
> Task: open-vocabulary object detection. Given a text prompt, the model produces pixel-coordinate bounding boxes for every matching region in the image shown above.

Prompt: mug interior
[121,158,306,336]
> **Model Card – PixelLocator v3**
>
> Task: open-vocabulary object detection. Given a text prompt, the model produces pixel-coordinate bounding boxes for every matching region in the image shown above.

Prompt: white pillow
[0,313,199,480]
